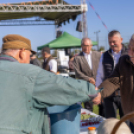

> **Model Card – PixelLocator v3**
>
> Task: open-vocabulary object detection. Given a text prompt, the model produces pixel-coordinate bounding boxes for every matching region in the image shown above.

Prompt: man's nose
[110,42,115,46]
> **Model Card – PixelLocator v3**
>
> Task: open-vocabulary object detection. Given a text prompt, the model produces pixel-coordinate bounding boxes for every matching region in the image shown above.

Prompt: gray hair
[108,30,121,38]
[81,38,92,45]
[1,49,20,55]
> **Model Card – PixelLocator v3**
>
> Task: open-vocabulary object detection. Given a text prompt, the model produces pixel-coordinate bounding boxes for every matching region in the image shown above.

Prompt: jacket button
[28,100,31,102]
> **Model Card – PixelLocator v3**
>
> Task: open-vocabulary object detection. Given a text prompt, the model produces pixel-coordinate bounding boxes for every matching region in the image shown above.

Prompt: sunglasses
[30,53,34,57]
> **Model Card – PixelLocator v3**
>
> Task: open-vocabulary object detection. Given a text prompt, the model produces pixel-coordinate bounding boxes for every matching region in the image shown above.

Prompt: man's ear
[19,49,25,60]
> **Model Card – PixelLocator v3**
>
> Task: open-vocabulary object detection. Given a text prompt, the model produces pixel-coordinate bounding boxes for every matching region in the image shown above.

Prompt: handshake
[92,92,101,105]
[88,77,103,105]
[91,87,102,105]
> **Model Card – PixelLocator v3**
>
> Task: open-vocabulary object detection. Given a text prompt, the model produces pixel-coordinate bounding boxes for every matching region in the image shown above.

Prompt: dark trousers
[126,121,134,133]
[104,96,124,118]
[84,101,93,111]
[98,102,105,117]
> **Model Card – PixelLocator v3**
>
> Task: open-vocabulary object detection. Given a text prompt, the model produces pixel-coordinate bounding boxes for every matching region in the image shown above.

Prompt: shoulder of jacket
[92,51,101,57]
[9,62,42,77]
[116,55,129,67]
[92,51,100,54]
[74,52,82,58]
[103,50,109,54]
[120,54,129,61]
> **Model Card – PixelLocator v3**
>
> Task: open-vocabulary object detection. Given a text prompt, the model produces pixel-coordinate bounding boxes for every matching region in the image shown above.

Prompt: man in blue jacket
[0,34,101,134]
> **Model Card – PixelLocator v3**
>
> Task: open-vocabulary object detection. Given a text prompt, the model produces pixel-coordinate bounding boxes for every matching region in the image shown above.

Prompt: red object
[81,112,86,114]
[89,122,91,125]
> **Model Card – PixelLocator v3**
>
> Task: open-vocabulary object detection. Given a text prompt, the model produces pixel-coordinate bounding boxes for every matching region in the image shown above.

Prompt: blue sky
[0,0,134,51]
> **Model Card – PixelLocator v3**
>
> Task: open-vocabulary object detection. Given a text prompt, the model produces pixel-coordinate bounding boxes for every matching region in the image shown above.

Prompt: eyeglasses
[82,45,92,47]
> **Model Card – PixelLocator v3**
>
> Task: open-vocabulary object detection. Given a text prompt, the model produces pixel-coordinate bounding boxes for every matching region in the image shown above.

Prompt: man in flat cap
[96,34,134,132]
[42,47,57,74]
[0,34,101,134]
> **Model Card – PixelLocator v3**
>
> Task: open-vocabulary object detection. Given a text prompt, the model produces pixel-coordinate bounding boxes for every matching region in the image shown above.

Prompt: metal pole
[81,0,88,38]
[61,0,63,4]
[94,30,100,50]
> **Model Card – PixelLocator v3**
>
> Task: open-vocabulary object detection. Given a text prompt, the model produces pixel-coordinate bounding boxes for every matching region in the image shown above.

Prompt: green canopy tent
[37,32,98,51]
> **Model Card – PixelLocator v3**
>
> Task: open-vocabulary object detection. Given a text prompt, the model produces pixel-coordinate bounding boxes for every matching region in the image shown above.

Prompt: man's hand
[92,93,101,105]
[95,87,98,90]
[89,77,95,85]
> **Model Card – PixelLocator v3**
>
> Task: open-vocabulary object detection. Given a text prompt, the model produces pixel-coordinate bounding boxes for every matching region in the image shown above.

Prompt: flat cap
[2,34,36,54]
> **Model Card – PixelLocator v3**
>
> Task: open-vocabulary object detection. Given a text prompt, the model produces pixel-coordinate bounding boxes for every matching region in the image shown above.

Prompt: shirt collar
[83,51,92,56]
[112,50,121,55]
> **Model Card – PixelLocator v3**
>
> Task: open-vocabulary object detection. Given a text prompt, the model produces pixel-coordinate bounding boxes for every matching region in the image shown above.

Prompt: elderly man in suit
[73,38,101,111]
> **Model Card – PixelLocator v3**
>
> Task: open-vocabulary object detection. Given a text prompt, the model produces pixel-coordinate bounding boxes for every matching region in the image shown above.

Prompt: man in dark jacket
[74,38,101,111]
[96,30,128,118]
[97,34,134,132]
[30,53,42,68]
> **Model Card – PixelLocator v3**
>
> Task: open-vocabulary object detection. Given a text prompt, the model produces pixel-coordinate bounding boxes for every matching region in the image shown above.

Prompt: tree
[98,46,105,52]
[71,49,81,56]
[123,42,129,48]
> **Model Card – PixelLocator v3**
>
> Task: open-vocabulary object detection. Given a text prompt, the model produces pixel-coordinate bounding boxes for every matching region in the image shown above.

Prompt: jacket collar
[83,51,92,56]
[79,51,94,74]
[79,52,91,69]
[79,52,84,56]
[108,44,127,56]
[79,51,92,56]
[126,55,134,67]
[0,55,18,62]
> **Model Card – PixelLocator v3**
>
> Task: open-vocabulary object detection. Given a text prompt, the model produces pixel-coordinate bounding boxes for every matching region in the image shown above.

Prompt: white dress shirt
[96,50,121,87]
[45,59,57,73]
[83,52,92,70]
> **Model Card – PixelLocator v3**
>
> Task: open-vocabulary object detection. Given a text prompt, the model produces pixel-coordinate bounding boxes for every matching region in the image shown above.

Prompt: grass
[93,105,120,119]
[82,103,120,119]
[93,105,99,115]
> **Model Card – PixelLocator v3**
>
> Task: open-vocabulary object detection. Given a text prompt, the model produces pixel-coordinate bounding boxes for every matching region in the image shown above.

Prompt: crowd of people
[72,30,134,132]
[0,30,134,134]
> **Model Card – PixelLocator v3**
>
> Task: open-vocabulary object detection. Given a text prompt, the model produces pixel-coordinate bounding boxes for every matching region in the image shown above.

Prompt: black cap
[42,47,50,54]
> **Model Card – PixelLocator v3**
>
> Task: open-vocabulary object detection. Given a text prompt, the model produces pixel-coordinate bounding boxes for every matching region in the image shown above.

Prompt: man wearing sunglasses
[0,34,101,134]
[30,53,42,68]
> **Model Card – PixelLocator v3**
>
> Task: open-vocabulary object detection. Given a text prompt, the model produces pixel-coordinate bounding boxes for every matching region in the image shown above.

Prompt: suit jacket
[74,51,101,82]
